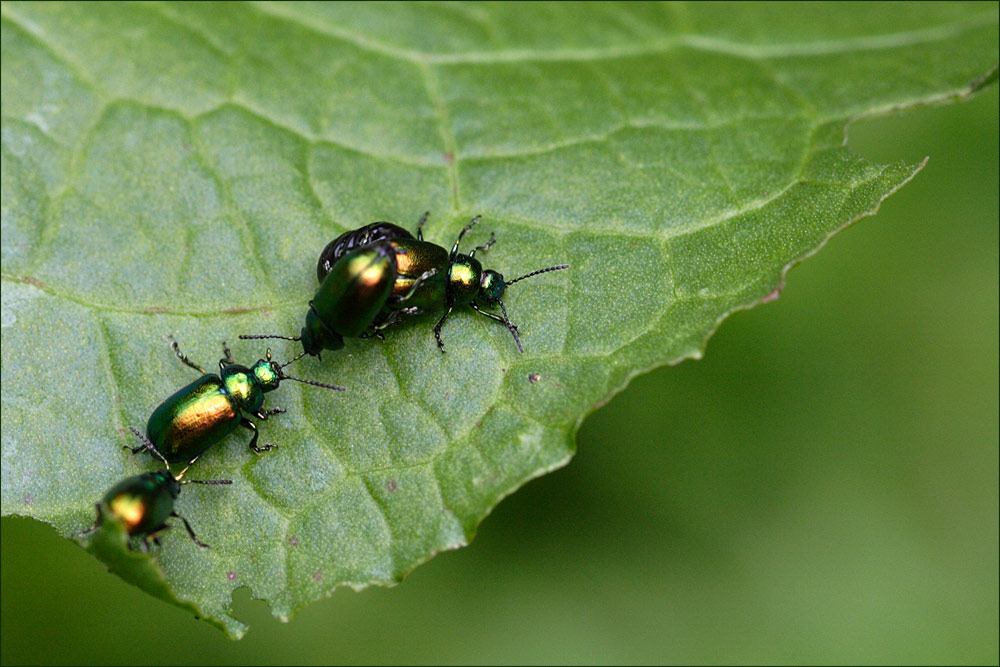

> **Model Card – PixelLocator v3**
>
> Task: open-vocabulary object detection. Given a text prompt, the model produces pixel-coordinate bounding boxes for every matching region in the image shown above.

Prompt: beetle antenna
[280,351,307,368]
[185,478,233,486]
[496,298,524,354]
[272,355,344,390]
[239,334,301,341]
[127,426,171,469]
[280,373,346,391]
[506,264,570,287]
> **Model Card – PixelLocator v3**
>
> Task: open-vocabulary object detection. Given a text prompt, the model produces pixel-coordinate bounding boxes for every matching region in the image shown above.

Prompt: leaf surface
[2,1,996,637]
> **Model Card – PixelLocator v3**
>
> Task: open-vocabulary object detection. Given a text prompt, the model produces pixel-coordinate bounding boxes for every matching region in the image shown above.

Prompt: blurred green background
[2,84,996,664]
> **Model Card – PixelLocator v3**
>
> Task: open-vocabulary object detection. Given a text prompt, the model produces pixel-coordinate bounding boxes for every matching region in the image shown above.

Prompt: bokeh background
[2,83,996,665]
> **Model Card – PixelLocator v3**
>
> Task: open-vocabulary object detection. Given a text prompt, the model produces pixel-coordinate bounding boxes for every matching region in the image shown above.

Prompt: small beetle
[129,338,343,466]
[75,456,231,551]
[243,213,568,356]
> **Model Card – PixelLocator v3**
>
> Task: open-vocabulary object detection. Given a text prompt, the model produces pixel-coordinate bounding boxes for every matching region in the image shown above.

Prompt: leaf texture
[2,1,996,637]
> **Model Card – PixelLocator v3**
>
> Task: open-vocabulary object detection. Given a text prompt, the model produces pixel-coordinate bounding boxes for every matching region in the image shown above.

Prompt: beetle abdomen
[388,238,449,310]
[316,222,413,282]
[147,375,240,464]
[312,244,396,338]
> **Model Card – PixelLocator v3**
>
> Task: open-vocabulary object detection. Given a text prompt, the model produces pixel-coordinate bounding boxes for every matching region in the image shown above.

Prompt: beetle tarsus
[168,336,207,374]
[173,511,209,549]
[433,307,453,352]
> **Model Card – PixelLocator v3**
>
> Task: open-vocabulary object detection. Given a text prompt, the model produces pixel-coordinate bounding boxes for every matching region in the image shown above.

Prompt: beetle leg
[141,527,167,552]
[369,315,397,333]
[219,340,235,368]
[390,268,439,306]
[450,215,481,260]
[240,417,277,454]
[172,511,209,549]
[363,309,407,338]
[168,336,206,374]
[470,232,496,258]
[256,407,286,420]
[73,505,101,539]
[433,306,453,352]
[376,310,406,327]
[416,211,429,241]
[470,302,523,353]
[468,301,513,327]
[73,525,96,539]
[152,525,170,544]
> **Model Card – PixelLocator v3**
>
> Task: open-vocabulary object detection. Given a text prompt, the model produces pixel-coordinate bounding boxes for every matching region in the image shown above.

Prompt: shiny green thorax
[135,341,342,466]
[221,359,281,413]
[446,253,487,306]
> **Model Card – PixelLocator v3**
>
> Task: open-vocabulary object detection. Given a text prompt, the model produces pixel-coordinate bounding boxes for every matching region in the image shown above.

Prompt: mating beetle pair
[243,213,569,356]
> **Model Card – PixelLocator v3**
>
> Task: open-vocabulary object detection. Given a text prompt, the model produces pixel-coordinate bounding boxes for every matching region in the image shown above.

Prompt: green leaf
[2,1,996,639]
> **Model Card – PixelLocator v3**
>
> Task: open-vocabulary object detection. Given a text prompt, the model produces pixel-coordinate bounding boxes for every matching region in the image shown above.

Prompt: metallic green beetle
[75,461,231,551]
[243,213,568,356]
[129,338,343,466]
